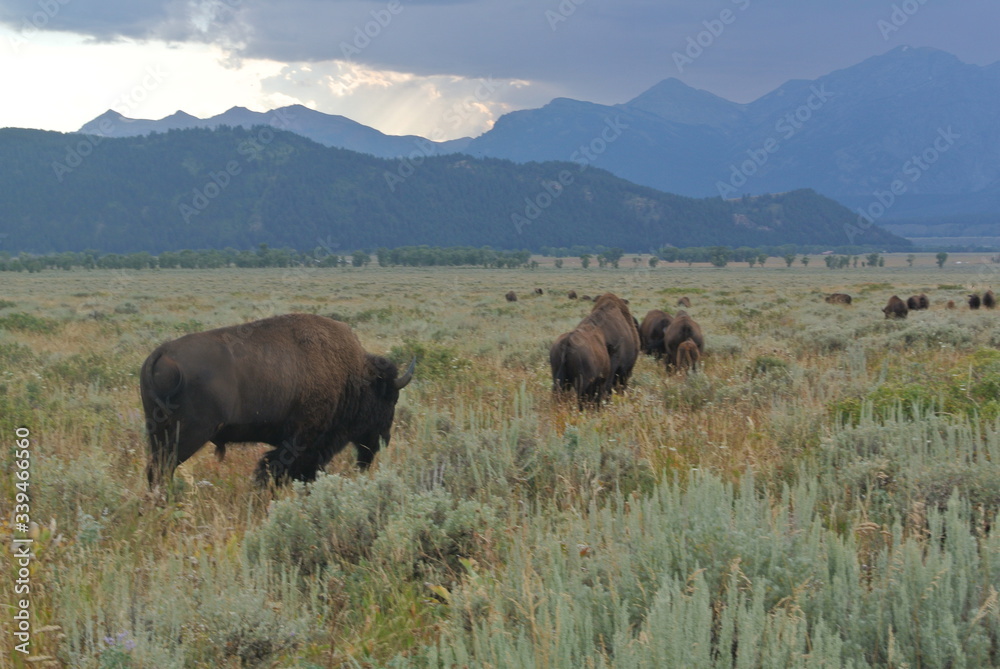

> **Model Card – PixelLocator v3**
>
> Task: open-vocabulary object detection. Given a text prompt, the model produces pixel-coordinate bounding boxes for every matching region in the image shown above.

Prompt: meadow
[2,255,999,667]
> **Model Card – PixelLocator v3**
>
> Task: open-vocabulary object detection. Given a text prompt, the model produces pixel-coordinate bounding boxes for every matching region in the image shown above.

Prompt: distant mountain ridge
[0,126,907,253]
[70,46,1000,238]
[79,104,471,159]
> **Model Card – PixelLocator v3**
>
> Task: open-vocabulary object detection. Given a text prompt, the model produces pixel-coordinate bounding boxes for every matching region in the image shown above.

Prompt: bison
[918,294,929,310]
[140,313,415,488]
[534,288,544,295]
[947,300,956,309]
[505,291,518,302]
[969,294,981,310]
[579,293,640,391]
[580,295,592,301]
[638,309,673,358]
[984,290,996,309]
[883,295,908,319]
[663,311,704,372]
[906,296,920,311]
[550,324,611,408]
[825,293,853,305]
[675,338,701,374]
[677,296,692,308]
[568,290,578,300]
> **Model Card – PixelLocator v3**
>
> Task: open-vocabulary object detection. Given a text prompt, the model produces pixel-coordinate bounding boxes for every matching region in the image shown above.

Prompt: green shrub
[0,311,62,333]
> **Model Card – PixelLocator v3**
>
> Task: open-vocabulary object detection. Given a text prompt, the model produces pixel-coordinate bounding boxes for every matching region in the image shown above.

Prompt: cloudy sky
[1,0,998,139]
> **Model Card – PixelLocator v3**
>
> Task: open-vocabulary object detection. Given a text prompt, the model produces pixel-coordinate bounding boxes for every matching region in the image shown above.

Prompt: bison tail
[141,351,184,412]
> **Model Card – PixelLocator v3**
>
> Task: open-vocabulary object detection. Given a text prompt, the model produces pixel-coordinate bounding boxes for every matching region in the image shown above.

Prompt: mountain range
[78,46,1000,238]
[0,126,906,254]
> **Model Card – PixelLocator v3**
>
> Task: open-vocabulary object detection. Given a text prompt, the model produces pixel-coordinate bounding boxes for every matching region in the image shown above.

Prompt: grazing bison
[534,288,544,295]
[505,291,518,302]
[663,311,704,372]
[677,296,692,308]
[550,324,611,408]
[675,338,701,374]
[883,295,908,319]
[906,296,920,310]
[825,293,853,305]
[638,309,673,358]
[140,314,415,488]
[568,290,578,300]
[947,300,956,309]
[580,293,640,391]
[918,294,930,310]
[580,295,592,301]
[969,294,981,310]
[984,290,996,309]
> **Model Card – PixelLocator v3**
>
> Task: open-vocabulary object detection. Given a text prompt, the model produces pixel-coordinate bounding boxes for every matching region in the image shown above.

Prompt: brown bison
[984,290,996,309]
[906,296,920,310]
[140,314,415,488]
[568,290,578,300]
[969,294,981,310]
[918,294,929,310]
[663,311,704,372]
[638,309,673,358]
[550,324,611,408]
[534,288,544,295]
[675,338,701,374]
[883,295,908,319]
[677,296,692,308]
[825,293,853,305]
[580,293,641,391]
[947,300,956,309]
[505,291,518,302]
[580,295,592,301]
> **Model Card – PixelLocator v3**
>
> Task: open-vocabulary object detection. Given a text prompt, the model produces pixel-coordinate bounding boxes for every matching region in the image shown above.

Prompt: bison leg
[145,419,216,489]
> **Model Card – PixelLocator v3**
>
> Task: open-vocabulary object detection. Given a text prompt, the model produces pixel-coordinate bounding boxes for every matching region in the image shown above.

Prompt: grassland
[1,255,999,667]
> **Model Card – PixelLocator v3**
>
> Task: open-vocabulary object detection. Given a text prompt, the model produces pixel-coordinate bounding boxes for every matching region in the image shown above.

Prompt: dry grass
[1,257,998,666]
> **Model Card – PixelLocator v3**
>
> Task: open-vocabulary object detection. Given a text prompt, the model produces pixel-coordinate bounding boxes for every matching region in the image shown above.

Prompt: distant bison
[677,296,692,308]
[883,295,908,319]
[581,293,640,391]
[550,324,611,408]
[969,294,981,310]
[505,291,518,302]
[675,338,701,374]
[140,314,414,488]
[663,310,704,372]
[906,296,920,310]
[947,300,956,309]
[984,290,996,309]
[825,293,853,305]
[638,309,673,358]
[534,288,544,295]
[568,290,578,300]
[580,295,592,301]
[918,294,930,310]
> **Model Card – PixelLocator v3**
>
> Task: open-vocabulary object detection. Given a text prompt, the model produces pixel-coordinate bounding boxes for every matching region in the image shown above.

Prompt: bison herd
[881,290,995,318]
[548,293,703,408]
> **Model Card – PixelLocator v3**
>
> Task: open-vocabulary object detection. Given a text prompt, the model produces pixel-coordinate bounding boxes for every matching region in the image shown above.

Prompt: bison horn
[395,358,416,389]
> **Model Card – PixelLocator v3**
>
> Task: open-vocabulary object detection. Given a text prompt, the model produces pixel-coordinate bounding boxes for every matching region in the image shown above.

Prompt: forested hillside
[0,127,908,253]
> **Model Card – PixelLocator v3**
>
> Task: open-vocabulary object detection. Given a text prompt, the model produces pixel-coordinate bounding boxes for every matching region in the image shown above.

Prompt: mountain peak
[624,78,743,128]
